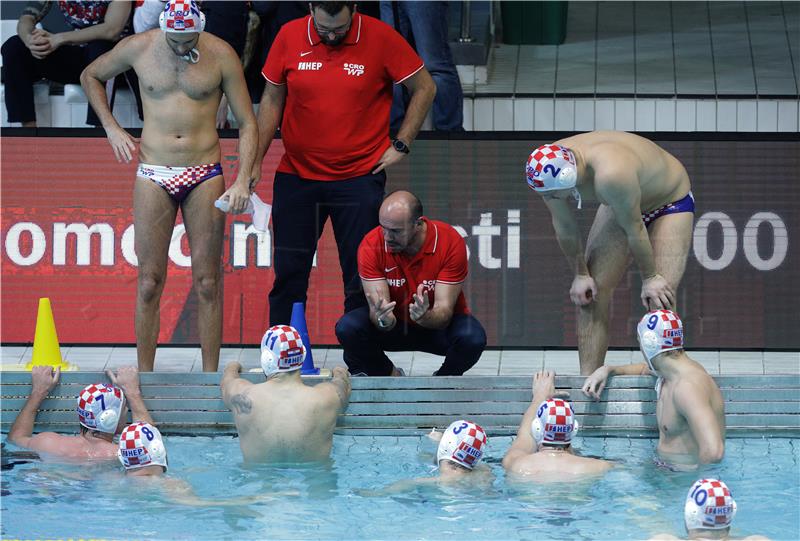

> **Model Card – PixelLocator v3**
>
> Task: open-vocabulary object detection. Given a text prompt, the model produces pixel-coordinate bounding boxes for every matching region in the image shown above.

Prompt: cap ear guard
[97,407,121,433]
[260,348,279,377]
[638,329,660,371]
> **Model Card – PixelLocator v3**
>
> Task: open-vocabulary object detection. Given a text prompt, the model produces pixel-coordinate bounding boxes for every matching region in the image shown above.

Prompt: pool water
[1,435,798,540]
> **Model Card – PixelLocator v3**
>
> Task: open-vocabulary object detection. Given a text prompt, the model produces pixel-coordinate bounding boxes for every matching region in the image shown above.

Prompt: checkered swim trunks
[137,162,223,202]
[642,191,695,228]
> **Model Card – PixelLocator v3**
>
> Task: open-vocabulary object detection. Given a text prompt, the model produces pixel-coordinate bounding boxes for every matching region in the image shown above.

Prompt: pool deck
[1,346,797,375]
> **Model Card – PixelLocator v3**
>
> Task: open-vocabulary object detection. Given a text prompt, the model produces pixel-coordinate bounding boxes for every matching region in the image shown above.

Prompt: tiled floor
[2,346,797,376]
[463,1,799,98]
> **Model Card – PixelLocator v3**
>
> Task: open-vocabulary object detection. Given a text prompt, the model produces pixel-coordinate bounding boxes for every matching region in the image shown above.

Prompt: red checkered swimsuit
[136,163,223,202]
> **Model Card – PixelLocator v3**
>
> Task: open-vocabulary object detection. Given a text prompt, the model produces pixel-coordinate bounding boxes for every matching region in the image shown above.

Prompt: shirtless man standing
[582,310,725,469]
[7,366,154,461]
[80,0,257,372]
[220,325,351,463]
[526,131,694,375]
[503,370,612,481]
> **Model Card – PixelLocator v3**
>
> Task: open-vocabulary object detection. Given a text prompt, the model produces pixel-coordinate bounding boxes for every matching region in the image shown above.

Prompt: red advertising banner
[2,135,799,348]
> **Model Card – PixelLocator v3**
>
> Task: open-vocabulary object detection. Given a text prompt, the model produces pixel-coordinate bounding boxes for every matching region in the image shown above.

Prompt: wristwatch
[392,139,410,154]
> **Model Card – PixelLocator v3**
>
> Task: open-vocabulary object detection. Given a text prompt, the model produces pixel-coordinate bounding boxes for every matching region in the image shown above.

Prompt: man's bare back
[222,363,351,463]
[555,130,691,212]
[23,432,119,461]
[505,448,612,482]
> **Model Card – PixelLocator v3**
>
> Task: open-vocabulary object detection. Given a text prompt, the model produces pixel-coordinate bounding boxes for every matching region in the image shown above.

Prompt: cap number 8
[142,426,155,441]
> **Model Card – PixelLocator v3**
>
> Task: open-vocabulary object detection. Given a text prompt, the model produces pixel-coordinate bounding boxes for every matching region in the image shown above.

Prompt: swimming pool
[2,434,798,540]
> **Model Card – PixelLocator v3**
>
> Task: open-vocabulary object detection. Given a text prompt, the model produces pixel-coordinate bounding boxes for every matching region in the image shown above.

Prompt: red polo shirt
[358,218,470,324]
[262,13,424,181]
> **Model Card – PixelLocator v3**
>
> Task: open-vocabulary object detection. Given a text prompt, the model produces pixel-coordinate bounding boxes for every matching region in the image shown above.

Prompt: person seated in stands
[649,478,769,540]
[503,370,613,482]
[582,310,725,470]
[7,366,153,461]
[1,0,132,127]
[221,325,351,463]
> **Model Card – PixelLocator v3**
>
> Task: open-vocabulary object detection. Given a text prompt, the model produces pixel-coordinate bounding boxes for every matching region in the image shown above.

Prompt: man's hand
[105,125,137,163]
[570,274,597,306]
[532,370,569,402]
[24,29,53,59]
[641,273,675,310]
[225,361,243,374]
[105,366,142,396]
[581,366,610,400]
[409,284,430,322]
[219,180,251,214]
[30,366,60,396]
[374,297,397,329]
[371,146,406,175]
[427,427,443,443]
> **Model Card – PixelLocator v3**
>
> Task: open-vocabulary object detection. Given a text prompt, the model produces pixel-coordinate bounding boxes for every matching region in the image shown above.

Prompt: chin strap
[571,188,582,209]
[182,48,200,63]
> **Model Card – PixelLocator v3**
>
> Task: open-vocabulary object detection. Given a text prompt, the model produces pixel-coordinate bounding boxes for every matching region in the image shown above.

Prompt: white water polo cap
[684,479,737,531]
[637,310,684,371]
[526,144,581,208]
[437,420,488,470]
[160,0,205,33]
[118,422,168,472]
[77,383,125,433]
[260,325,306,377]
[531,398,579,446]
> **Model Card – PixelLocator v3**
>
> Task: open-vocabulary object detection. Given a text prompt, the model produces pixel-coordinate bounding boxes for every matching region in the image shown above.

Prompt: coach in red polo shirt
[335,191,487,376]
[253,1,436,327]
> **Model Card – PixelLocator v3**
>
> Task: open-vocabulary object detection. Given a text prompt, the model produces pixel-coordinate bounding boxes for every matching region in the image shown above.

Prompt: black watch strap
[392,139,410,154]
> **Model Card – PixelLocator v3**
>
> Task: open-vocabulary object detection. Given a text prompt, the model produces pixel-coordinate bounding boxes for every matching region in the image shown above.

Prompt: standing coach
[252,1,436,327]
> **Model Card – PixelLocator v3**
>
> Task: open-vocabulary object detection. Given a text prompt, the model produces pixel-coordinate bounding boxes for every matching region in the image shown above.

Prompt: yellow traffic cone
[26,298,75,371]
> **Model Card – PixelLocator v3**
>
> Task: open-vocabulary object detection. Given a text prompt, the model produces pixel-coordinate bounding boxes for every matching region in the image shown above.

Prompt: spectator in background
[1,0,132,127]
[254,1,436,329]
[335,190,486,376]
[244,1,306,103]
[380,1,463,131]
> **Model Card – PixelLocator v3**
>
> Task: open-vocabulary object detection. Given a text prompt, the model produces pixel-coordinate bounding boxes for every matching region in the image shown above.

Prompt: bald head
[379,191,425,254]
[380,190,423,224]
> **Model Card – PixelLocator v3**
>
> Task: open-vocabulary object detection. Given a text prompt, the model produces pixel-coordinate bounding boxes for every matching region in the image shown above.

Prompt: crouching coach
[336,190,486,376]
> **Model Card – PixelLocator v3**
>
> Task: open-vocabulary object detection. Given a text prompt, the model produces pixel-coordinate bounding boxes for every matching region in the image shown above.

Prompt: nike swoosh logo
[300,51,313,57]
[385,266,398,273]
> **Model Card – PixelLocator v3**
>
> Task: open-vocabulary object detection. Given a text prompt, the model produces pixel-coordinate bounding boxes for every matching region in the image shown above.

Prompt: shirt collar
[421,218,438,255]
[306,13,362,46]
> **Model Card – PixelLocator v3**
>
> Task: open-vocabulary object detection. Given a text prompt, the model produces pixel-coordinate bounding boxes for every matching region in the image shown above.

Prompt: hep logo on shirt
[343,63,365,76]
